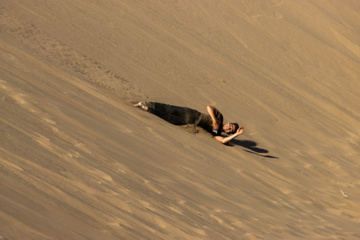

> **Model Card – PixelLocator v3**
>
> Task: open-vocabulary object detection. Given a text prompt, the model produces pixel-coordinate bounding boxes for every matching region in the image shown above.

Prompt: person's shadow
[227,139,278,159]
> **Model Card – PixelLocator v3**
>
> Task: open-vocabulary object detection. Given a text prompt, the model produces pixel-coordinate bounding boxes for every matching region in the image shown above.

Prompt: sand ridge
[1,1,360,239]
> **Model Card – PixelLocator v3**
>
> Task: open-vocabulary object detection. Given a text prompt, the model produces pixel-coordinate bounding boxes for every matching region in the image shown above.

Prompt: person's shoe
[134,101,148,111]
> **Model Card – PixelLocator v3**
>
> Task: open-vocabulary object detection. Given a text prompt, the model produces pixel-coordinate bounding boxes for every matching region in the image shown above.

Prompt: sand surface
[1,1,360,239]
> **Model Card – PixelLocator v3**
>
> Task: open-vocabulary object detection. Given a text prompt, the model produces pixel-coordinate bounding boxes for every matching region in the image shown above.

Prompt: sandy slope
[1,0,360,239]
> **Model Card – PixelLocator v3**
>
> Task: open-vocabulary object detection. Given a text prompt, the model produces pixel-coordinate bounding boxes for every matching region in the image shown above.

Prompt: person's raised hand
[237,126,244,135]
[213,121,220,130]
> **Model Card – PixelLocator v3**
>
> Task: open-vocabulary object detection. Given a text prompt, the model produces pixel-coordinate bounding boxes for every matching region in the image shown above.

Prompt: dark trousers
[146,102,201,125]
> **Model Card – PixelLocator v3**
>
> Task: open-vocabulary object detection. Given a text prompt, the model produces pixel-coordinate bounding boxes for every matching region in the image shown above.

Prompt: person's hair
[231,123,239,134]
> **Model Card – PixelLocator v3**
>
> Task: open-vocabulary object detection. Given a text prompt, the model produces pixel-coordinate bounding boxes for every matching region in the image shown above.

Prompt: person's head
[223,122,239,134]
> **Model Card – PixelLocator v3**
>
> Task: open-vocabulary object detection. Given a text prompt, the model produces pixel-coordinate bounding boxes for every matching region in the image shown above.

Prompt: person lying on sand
[134,102,244,144]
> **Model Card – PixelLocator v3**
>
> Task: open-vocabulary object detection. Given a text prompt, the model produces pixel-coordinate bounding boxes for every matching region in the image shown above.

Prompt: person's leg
[136,102,200,125]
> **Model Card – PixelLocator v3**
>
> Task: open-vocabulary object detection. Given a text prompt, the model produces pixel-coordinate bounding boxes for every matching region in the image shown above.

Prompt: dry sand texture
[1,0,360,239]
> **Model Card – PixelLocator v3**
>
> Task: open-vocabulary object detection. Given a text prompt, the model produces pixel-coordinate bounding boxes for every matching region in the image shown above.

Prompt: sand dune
[1,1,360,239]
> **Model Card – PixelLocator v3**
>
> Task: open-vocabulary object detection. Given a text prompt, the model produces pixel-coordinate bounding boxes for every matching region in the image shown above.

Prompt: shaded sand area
[1,1,360,239]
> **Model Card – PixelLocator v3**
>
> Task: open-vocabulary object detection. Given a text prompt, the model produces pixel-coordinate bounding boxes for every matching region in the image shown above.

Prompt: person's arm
[207,106,219,130]
[215,126,244,144]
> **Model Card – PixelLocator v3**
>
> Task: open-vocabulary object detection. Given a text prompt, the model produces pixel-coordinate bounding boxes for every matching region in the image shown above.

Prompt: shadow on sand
[227,139,279,159]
